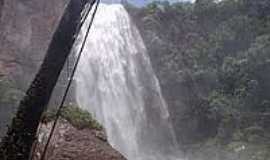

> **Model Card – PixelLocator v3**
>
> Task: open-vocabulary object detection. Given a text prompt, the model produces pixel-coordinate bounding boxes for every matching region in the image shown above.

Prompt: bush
[43,105,102,130]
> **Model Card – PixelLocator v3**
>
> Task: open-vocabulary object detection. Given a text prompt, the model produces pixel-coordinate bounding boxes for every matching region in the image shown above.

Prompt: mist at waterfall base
[75,3,183,160]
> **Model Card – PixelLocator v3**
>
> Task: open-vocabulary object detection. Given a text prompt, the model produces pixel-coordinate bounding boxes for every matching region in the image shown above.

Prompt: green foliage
[43,105,102,130]
[61,106,103,130]
[127,0,270,146]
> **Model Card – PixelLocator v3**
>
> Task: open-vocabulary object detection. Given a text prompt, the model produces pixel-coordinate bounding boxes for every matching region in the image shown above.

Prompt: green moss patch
[43,105,103,130]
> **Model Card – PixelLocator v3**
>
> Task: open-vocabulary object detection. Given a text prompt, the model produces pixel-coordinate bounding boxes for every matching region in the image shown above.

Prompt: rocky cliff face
[0,0,68,90]
[0,0,68,138]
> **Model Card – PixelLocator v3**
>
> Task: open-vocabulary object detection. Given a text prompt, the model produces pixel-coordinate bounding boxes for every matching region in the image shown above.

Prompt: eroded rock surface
[0,0,68,90]
[0,0,68,139]
[34,120,126,160]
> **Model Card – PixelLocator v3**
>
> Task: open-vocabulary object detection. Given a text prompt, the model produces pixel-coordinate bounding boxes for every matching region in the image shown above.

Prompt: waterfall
[75,3,183,160]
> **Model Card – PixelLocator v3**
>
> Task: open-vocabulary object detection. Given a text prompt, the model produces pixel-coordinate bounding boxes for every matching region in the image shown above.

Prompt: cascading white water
[75,3,183,160]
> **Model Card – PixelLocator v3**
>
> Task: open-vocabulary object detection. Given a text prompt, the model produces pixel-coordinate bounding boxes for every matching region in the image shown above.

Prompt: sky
[101,0,195,6]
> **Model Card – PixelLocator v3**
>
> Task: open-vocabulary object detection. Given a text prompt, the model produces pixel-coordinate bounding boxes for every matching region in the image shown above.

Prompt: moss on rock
[43,105,103,130]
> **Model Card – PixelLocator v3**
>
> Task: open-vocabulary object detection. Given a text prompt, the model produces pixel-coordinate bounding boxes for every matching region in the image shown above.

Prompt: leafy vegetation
[126,0,270,151]
[43,105,102,130]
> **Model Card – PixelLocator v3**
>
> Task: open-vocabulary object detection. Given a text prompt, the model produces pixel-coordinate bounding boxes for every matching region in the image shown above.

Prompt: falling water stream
[75,3,183,160]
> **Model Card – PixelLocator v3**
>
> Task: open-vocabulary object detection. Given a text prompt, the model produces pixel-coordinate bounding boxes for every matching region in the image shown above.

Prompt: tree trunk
[0,0,92,159]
